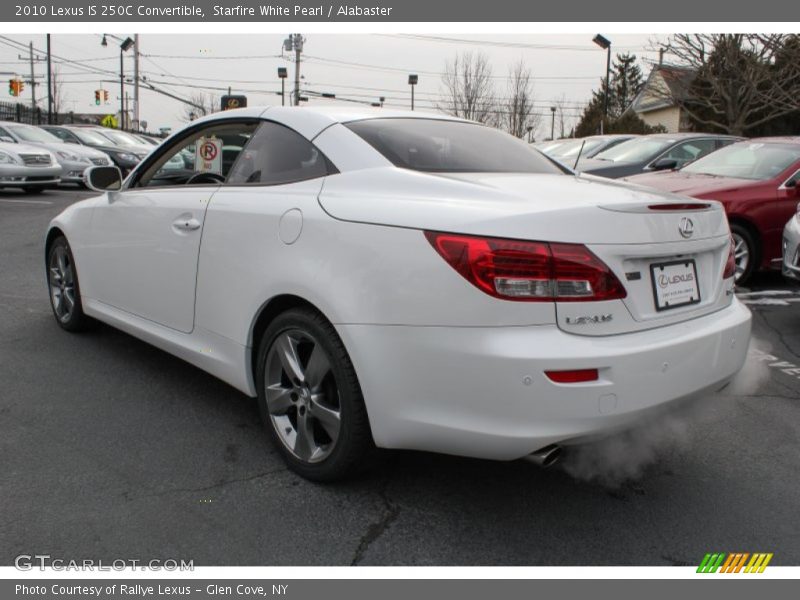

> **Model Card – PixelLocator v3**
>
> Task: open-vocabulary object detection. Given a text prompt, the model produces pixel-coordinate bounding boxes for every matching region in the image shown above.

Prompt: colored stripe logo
[697,553,773,573]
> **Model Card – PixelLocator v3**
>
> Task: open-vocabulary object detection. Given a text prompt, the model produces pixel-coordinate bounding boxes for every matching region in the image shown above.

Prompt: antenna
[573,140,587,171]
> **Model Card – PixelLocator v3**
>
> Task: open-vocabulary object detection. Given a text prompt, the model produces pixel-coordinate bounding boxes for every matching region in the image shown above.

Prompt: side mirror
[0,135,16,143]
[651,157,679,171]
[85,165,122,192]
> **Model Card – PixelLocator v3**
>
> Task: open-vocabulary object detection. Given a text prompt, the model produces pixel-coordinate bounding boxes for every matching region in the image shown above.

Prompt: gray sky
[0,33,664,138]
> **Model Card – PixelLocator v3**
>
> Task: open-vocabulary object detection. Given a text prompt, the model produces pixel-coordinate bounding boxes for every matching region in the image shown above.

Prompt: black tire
[46,236,90,332]
[256,307,377,482]
[730,223,758,286]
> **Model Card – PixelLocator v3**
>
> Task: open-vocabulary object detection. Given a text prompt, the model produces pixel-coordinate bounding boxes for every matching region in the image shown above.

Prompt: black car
[575,133,741,179]
[40,125,148,175]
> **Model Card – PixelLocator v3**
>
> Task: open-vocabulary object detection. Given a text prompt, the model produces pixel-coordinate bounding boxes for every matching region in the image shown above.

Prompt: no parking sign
[194,136,222,174]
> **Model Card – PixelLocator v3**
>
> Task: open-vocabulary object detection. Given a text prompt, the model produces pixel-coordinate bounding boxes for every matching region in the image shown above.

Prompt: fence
[0,101,104,126]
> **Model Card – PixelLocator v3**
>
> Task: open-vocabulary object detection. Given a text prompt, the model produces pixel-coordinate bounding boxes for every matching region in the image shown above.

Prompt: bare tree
[501,60,540,139]
[180,91,219,122]
[553,94,571,139]
[438,51,496,125]
[658,34,800,135]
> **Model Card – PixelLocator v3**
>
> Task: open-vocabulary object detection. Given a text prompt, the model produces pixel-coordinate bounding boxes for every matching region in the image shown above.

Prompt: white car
[783,202,800,281]
[0,141,61,193]
[0,122,112,185]
[45,107,752,481]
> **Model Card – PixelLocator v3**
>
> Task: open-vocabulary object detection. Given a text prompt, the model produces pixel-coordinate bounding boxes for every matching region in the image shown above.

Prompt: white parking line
[0,198,53,205]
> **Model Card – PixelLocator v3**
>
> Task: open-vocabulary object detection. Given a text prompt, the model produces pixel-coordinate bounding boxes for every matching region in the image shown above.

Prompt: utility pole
[28,42,36,112]
[293,34,302,106]
[133,34,139,131]
[46,34,52,124]
[284,34,304,106]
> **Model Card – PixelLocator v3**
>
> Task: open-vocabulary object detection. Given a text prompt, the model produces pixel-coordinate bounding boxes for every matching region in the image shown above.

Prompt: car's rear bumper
[783,217,800,281]
[338,299,751,460]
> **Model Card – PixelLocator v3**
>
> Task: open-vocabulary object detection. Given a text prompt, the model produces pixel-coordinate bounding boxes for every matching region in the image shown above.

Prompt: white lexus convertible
[46,107,751,481]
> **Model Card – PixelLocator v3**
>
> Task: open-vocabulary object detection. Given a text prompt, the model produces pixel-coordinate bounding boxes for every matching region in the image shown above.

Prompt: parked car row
[537,133,800,285]
[0,121,168,193]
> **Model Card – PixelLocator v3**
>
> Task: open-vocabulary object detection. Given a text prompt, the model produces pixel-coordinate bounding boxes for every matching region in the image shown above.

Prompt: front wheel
[47,236,89,331]
[256,307,377,481]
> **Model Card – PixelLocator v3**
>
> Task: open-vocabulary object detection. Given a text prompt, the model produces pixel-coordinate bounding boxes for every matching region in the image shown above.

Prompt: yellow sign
[100,114,118,128]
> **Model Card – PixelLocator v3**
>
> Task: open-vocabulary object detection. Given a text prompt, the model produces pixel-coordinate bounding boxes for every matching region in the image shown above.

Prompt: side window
[134,121,258,189]
[227,121,334,186]
[0,126,13,140]
[662,139,718,166]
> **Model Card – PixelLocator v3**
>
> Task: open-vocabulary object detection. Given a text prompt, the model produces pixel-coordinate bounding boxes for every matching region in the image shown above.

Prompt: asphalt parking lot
[1,187,799,567]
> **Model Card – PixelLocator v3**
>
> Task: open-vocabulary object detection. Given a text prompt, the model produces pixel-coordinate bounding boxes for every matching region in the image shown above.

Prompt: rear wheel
[47,236,89,331]
[256,307,376,481]
[730,224,757,285]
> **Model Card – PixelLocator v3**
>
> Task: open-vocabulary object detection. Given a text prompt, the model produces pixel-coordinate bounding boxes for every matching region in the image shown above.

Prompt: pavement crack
[122,467,286,502]
[755,311,799,361]
[350,480,400,566]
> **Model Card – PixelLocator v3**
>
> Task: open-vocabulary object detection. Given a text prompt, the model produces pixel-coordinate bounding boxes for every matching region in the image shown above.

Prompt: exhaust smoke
[560,338,772,488]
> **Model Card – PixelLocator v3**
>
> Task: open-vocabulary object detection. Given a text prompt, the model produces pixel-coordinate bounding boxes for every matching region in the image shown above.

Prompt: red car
[627,137,800,284]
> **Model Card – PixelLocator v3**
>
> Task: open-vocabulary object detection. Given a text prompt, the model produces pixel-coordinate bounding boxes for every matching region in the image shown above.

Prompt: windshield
[72,129,114,146]
[7,125,62,144]
[681,142,800,180]
[593,137,675,163]
[346,118,565,174]
[97,130,145,147]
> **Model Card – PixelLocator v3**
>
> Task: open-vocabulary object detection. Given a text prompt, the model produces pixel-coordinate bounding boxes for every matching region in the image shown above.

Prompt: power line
[379,34,652,52]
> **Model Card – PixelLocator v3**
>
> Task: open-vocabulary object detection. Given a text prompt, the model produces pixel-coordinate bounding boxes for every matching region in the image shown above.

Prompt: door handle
[173,217,201,232]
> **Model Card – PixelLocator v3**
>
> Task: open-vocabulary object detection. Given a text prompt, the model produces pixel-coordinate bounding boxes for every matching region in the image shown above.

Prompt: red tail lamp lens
[425,231,626,302]
[723,236,736,279]
[545,369,600,383]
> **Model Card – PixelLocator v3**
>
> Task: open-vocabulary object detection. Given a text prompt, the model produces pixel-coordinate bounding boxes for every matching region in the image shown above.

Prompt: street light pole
[133,34,140,131]
[550,106,556,140]
[119,49,124,129]
[592,34,612,135]
[277,67,287,106]
[408,74,418,111]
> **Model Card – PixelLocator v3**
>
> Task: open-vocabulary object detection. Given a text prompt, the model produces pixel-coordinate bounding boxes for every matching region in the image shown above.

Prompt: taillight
[723,236,736,279]
[424,231,626,302]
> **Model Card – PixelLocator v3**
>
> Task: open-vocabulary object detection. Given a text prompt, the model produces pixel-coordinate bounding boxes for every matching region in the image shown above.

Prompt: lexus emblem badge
[679,217,694,239]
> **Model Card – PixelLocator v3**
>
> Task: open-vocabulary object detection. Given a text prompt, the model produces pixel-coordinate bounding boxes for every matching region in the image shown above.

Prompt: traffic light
[17,80,24,94]
[103,90,109,103]
[94,90,101,105]
[8,79,19,97]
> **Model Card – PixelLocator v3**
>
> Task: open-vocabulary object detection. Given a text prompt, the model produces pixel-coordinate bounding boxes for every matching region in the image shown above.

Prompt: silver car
[783,203,800,281]
[0,122,112,185]
[0,141,61,193]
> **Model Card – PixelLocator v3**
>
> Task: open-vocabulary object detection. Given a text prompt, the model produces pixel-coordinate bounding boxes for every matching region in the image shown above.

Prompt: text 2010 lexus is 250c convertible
[45,107,751,481]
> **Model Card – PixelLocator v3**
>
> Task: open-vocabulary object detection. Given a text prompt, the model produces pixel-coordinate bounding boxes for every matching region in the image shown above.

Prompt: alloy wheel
[49,245,76,323]
[732,231,750,282]
[264,330,342,463]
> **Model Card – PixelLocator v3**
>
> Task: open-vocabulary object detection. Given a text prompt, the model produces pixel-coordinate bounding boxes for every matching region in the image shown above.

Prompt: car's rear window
[345,118,565,174]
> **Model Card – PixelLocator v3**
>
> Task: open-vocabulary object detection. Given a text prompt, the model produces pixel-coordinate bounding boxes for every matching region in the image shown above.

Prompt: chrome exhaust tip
[524,444,562,468]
